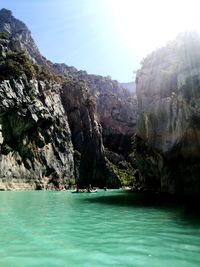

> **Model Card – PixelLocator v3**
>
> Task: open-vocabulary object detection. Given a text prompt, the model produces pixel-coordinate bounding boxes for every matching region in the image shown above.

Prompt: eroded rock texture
[136,32,200,196]
[0,78,74,190]
[0,9,137,189]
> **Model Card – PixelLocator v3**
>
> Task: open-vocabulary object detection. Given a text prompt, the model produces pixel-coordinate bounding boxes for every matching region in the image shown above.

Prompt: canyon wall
[136,32,200,196]
[0,9,137,189]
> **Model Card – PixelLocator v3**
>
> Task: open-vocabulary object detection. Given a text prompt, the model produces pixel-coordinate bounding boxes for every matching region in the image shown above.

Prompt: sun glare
[107,0,200,56]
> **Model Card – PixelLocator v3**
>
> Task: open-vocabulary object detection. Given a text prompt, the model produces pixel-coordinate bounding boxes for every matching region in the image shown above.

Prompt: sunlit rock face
[0,11,73,190]
[0,78,74,190]
[0,9,45,65]
[0,9,137,189]
[136,32,200,196]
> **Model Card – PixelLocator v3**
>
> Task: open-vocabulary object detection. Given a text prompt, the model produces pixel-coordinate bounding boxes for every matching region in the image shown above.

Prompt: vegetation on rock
[0,10,137,190]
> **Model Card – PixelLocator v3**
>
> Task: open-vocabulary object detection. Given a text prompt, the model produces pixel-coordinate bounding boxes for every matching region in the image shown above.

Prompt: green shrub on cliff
[0,50,64,82]
[0,51,36,80]
[36,66,53,81]
[85,97,96,107]
[0,31,10,40]
[110,161,136,187]
[68,177,76,188]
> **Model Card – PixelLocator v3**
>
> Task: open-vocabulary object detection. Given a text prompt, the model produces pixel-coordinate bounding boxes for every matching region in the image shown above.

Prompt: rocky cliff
[0,66,74,190]
[53,66,137,155]
[52,64,137,188]
[0,9,137,190]
[136,32,200,196]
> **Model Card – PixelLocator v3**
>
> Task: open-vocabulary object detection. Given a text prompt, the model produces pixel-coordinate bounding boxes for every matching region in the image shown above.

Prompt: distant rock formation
[136,32,200,196]
[121,82,136,94]
[0,8,45,65]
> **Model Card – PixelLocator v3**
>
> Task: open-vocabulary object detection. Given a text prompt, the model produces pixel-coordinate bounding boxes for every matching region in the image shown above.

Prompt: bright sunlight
[107,0,200,56]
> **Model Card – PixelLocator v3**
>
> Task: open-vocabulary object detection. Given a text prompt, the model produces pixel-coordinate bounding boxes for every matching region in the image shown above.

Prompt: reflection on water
[0,190,199,267]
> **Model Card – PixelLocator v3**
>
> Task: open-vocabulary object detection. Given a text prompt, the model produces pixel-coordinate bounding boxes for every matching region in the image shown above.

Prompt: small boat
[71,189,87,193]
[71,188,98,193]
[89,189,98,193]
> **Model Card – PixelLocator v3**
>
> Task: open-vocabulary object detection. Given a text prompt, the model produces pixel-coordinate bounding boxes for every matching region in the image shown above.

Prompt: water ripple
[0,191,200,267]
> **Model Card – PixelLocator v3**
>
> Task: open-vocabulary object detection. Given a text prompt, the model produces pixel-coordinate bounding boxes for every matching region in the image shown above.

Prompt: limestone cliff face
[0,12,74,190]
[53,65,137,155]
[54,66,137,187]
[61,79,120,188]
[0,9,137,189]
[136,32,200,196]
[0,9,45,65]
[0,77,74,190]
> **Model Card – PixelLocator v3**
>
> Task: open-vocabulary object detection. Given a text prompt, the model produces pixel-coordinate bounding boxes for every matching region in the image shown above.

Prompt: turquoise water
[0,190,200,267]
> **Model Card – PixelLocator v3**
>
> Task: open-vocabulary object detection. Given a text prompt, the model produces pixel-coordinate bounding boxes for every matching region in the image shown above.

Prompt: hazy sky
[0,0,200,82]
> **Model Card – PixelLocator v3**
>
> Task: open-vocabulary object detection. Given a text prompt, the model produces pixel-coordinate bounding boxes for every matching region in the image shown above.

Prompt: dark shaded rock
[61,79,120,188]
[54,65,138,187]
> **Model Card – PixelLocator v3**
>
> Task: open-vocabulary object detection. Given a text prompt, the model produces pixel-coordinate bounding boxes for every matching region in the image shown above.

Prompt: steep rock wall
[0,8,138,189]
[0,78,74,190]
[136,33,200,196]
[61,79,119,188]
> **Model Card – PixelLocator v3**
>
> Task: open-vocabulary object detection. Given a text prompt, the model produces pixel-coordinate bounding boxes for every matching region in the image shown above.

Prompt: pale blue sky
[0,0,200,82]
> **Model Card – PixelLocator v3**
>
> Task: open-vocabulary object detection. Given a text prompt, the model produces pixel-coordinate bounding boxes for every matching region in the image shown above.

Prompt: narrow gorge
[0,9,200,198]
[0,8,137,190]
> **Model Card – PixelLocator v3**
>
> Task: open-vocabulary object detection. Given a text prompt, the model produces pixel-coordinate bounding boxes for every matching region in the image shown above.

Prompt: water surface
[0,190,200,267]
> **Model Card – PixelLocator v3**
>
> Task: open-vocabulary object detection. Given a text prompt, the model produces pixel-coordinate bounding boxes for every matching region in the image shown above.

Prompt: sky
[0,0,200,82]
